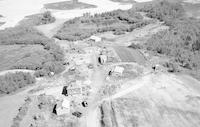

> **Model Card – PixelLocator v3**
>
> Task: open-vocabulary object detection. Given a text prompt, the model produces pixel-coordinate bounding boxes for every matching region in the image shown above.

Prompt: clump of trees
[128,43,142,49]
[20,11,56,26]
[134,0,185,22]
[0,72,36,94]
[34,42,65,77]
[40,11,56,25]
[55,9,151,41]
[145,18,200,70]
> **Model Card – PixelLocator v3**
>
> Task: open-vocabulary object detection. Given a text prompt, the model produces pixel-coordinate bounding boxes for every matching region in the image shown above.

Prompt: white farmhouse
[89,35,102,42]
[112,66,124,75]
[54,98,70,116]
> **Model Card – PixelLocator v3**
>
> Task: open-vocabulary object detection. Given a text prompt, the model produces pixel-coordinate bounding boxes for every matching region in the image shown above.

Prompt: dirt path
[102,73,152,102]
[0,69,34,76]
[85,49,106,127]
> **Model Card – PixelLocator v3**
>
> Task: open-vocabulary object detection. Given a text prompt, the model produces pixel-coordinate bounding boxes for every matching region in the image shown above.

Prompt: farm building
[111,66,124,76]
[98,55,107,65]
[53,98,70,116]
[62,84,91,96]
[62,86,68,96]
[89,35,102,42]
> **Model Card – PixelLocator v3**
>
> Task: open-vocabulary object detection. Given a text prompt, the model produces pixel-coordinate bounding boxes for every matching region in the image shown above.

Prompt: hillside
[1,0,200,127]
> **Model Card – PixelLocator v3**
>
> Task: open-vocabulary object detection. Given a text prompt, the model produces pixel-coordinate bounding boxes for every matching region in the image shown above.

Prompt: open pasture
[113,46,146,65]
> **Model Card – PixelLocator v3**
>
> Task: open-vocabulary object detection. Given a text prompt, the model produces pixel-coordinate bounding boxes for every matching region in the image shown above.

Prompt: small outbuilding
[53,99,70,116]
[72,111,82,118]
[98,55,107,65]
[49,72,55,76]
[56,107,70,116]
[152,64,161,72]
[82,101,88,107]
[111,66,124,76]
[62,86,68,96]
[89,36,102,42]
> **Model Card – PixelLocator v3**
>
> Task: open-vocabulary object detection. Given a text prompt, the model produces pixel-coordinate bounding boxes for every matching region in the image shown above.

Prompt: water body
[0,0,152,30]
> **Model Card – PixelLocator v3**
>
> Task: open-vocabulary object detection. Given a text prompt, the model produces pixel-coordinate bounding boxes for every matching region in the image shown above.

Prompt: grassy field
[0,45,49,71]
[44,1,97,10]
[114,46,146,65]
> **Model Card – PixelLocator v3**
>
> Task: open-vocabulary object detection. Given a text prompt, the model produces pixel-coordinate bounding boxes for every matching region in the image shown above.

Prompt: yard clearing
[113,46,146,65]
[100,72,200,127]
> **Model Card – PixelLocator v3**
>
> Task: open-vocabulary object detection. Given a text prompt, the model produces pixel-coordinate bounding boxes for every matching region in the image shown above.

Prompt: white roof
[57,107,70,116]
[83,80,91,85]
[62,98,70,109]
[90,35,101,41]
[100,55,107,60]
[113,66,124,74]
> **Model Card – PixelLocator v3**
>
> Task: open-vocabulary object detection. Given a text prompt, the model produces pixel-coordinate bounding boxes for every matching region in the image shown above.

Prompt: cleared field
[100,73,200,127]
[0,45,49,71]
[44,1,97,10]
[113,46,146,65]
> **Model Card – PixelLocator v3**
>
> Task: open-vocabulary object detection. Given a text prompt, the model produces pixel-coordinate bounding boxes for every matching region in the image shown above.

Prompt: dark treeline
[55,9,151,41]
[0,72,36,94]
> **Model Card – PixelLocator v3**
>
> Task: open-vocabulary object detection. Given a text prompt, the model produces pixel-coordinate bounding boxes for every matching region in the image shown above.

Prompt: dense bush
[0,26,51,45]
[34,61,65,77]
[0,24,65,76]
[134,0,184,22]
[128,43,142,49]
[0,72,36,94]
[134,0,200,75]
[55,9,150,41]
[20,11,56,26]
[145,17,200,70]
[40,11,56,25]
[162,61,179,72]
